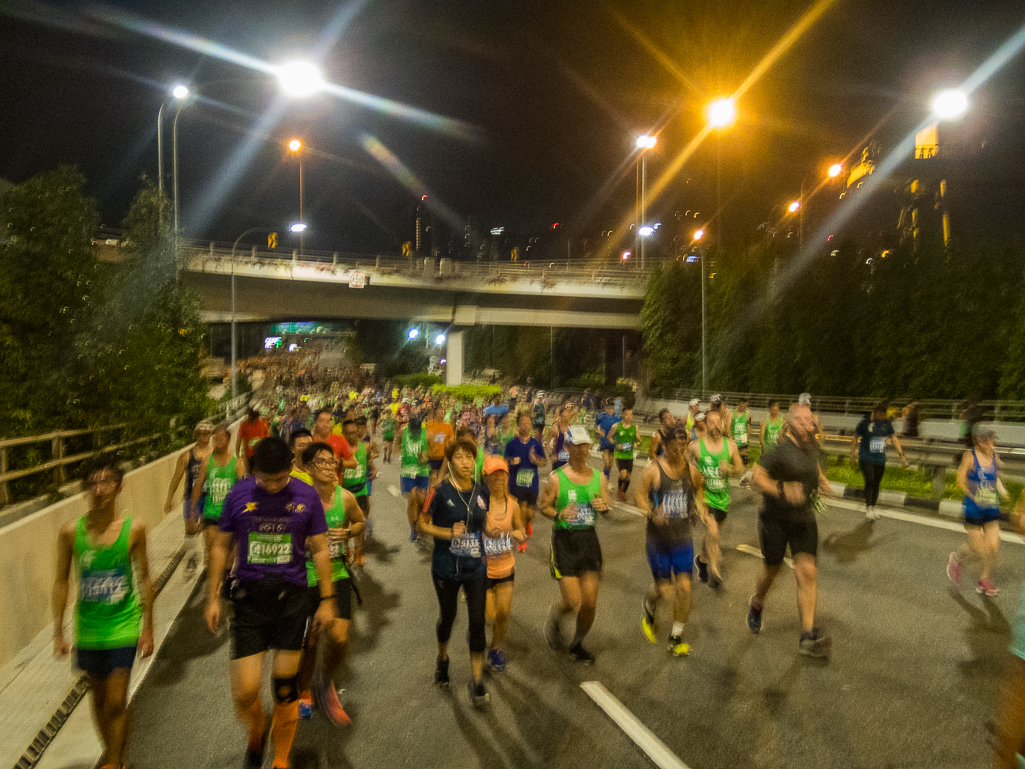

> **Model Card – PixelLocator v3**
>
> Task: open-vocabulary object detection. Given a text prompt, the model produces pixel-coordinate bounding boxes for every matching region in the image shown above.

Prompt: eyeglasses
[311,459,338,469]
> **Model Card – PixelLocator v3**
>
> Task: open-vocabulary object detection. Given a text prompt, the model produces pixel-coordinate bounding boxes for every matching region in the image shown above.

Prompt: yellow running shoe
[668,634,690,656]
[641,600,656,643]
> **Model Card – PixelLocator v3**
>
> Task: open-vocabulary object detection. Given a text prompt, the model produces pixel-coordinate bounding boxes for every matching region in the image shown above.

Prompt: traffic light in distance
[268,232,278,248]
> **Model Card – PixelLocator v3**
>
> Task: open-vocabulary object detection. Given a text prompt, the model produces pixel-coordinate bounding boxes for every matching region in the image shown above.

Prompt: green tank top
[553,467,602,530]
[400,429,430,478]
[731,412,749,446]
[73,517,141,649]
[764,416,783,450]
[473,449,485,482]
[698,438,732,510]
[307,486,349,585]
[342,440,368,493]
[612,423,638,460]
[497,425,514,447]
[204,455,238,520]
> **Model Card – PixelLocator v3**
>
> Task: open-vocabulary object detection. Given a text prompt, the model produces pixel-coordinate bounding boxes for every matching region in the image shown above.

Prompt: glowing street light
[788,200,801,214]
[288,138,302,152]
[407,328,420,340]
[639,226,654,237]
[706,98,736,129]
[171,84,190,101]
[635,134,657,269]
[435,333,447,346]
[621,251,631,261]
[931,89,968,121]
[636,134,657,150]
[277,61,325,98]
[289,222,307,233]
[157,83,192,234]
[828,163,843,178]
[693,229,705,241]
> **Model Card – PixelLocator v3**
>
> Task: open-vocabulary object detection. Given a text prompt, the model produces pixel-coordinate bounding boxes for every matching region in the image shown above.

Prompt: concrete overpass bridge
[181,242,649,383]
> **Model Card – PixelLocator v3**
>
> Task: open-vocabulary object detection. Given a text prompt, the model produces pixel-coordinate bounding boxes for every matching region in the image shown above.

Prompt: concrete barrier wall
[0,423,241,670]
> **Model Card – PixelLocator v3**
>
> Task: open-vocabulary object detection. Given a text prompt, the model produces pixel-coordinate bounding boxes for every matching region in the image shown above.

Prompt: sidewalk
[0,508,196,769]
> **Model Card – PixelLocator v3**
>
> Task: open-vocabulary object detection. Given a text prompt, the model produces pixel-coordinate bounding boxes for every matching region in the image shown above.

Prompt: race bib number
[483,534,513,556]
[516,468,534,487]
[704,462,725,491]
[617,443,633,452]
[210,476,232,505]
[558,449,570,463]
[735,431,748,446]
[79,569,129,605]
[248,533,292,564]
[344,463,365,481]
[976,486,998,507]
[450,532,483,558]
[328,540,344,560]
[434,434,446,443]
[661,490,688,519]
[400,465,418,478]
[869,437,886,454]
[567,504,595,527]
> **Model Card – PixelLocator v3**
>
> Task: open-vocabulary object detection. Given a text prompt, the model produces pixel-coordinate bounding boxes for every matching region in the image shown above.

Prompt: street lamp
[277,61,325,98]
[435,333,447,346]
[636,134,656,269]
[287,138,305,255]
[157,83,189,232]
[229,225,305,398]
[407,327,420,340]
[787,200,801,213]
[706,97,736,249]
[692,228,708,393]
[931,89,968,121]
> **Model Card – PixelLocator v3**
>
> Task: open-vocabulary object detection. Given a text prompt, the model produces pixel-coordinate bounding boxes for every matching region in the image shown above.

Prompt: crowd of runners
[53,379,1025,769]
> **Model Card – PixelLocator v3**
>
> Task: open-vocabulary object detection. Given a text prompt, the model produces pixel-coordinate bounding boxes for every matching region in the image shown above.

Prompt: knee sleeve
[273,676,298,704]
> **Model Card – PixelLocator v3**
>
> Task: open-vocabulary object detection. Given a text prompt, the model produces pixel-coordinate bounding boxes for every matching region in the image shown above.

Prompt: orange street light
[288,138,302,152]
[706,98,736,129]
[693,229,705,240]
[828,163,843,178]
[788,200,801,213]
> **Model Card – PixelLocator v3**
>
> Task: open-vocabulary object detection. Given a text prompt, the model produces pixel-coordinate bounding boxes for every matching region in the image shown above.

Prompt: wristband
[319,595,335,602]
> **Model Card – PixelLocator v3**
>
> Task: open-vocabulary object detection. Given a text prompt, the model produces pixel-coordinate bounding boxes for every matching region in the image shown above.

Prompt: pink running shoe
[977,579,1000,597]
[946,552,962,585]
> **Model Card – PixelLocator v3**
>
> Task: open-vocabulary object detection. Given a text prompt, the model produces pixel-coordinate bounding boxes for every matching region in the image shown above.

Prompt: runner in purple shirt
[205,437,335,769]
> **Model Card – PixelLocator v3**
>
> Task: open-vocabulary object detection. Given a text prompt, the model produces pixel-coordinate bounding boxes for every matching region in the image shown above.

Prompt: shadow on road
[822,521,893,564]
[950,587,1011,680]
[144,580,229,688]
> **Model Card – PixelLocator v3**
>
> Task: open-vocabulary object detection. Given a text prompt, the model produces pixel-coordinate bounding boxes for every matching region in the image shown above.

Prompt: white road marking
[826,498,1025,545]
[735,543,794,569]
[580,681,691,769]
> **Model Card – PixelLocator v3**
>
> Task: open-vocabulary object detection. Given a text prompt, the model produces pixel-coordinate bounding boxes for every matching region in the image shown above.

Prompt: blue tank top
[552,426,570,469]
[964,449,999,515]
[185,449,206,514]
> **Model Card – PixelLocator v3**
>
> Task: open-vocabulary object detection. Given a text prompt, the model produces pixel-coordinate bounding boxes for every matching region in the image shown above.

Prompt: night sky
[2,0,1023,255]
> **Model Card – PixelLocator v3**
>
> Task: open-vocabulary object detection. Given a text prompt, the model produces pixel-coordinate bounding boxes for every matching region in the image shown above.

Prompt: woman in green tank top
[191,424,245,568]
[53,462,154,769]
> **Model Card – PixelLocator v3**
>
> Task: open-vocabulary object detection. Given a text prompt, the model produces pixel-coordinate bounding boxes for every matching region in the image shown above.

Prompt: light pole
[693,228,707,393]
[929,89,968,246]
[156,84,189,224]
[799,163,843,246]
[230,224,305,398]
[706,98,736,247]
[636,134,656,269]
[288,138,304,255]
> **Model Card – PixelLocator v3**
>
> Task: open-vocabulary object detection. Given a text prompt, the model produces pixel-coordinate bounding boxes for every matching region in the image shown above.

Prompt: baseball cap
[799,392,812,405]
[195,420,214,433]
[565,426,592,445]
[689,398,700,407]
[710,394,722,406]
[694,412,706,423]
[482,455,509,475]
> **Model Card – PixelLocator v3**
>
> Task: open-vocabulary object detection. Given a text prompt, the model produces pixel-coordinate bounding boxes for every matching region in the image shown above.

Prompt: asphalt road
[126,453,1024,769]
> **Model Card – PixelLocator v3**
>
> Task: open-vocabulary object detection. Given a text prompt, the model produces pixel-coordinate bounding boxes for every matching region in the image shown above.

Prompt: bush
[392,373,442,390]
[433,384,502,403]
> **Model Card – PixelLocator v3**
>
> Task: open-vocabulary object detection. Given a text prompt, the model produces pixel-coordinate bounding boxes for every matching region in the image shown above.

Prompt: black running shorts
[550,528,602,579]
[616,458,634,474]
[306,578,353,623]
[229,578,310,660]
[757,515,818,566]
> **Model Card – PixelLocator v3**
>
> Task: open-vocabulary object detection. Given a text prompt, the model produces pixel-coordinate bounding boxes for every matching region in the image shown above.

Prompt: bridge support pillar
[446,329,464,386]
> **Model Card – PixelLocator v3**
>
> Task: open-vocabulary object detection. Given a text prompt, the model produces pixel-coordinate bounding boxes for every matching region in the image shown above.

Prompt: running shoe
[355,553,366,567]
[695,556,709,584]
[434,657,450,688]
[409,527,417,543]
[545,614,565,651]
[641,600,656,643]
[526,522,533,537]
[298,690,314,720]
[317,678,351,726]
[799,628,832,658]
[709,572,722,590]
[568,642,595,664]
[243,740,265,769]
[747,598,763,635]
[947,552,962,585]
[977,579,1001,597]
[866,506,879,522]
[668,634,690,657]
[468,680,491,708]
[184,553,197,579]
[487,649,507,672]
[516,540,527,553]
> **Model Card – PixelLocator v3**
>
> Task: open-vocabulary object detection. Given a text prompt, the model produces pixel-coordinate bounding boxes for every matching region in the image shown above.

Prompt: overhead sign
[349,270,366,289]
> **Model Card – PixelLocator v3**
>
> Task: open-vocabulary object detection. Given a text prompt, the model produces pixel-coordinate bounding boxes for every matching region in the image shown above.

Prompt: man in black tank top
[635,426,706,657]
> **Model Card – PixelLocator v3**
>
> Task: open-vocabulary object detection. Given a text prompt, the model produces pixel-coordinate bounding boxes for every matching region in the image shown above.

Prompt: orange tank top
[483,494,516,579]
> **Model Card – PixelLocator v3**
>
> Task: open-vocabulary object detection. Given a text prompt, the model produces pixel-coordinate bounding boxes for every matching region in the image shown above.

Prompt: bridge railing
[182,240,652,288]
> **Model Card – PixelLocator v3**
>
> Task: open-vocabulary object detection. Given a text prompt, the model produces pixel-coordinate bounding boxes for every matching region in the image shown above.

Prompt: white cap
[689,398,700,407]
[565,426,592,445]
[798,392,812,405]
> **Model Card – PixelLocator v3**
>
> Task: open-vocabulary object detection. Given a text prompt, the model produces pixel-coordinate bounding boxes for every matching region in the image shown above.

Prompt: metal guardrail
[181,241,651,288]
[0,393,252,508]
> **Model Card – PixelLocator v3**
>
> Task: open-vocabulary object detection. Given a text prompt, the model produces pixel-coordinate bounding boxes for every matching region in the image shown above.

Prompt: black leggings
[433,574,487,653]
[860,460,886,507]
